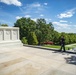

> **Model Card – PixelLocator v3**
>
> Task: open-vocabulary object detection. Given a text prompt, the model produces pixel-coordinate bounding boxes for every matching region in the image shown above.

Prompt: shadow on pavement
[24,45,76,54]
[24,45,76,65]
[64,55,76,65]
[50,49,76,55]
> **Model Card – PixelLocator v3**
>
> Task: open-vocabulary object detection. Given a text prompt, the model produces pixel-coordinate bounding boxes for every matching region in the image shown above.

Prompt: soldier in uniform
[60,36,65,52]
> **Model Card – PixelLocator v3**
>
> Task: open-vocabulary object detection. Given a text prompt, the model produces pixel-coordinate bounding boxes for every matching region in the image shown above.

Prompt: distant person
[60,36,65,52]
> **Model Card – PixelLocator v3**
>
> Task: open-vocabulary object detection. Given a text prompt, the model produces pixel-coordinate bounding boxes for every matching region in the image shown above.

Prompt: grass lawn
[43,45,74,50]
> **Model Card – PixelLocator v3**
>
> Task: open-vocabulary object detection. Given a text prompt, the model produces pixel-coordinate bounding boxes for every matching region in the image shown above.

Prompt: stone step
[0,40,23,47]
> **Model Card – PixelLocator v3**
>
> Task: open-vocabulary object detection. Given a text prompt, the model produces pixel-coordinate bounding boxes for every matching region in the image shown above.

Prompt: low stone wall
[0,27,23,47]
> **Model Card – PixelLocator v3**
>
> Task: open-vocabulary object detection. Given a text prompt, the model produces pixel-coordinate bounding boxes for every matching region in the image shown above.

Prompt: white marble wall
[0,27,19,41]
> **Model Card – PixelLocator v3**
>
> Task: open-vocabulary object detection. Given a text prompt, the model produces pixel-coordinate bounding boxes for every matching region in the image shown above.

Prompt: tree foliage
[28,32,38,45]
[14,17,76,45]
[14,17,36,39]
[0,24,8,27]
[21,37,28,44]
[35,19,54,45]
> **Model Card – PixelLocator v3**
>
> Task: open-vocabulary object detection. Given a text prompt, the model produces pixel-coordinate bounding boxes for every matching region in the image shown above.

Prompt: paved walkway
[0,46,76,75]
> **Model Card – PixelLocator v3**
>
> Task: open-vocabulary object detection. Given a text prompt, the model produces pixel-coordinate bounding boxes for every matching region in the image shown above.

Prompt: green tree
[36,18,54,45]
[48,22,54,31]
[68,33,76,44]
[35,29,42,45]
[0,24,8,27]
[14,17,36,40]
[52,31,60,45]
[28,32,38,45]
[65,34,69,44]
[21,37,28,44]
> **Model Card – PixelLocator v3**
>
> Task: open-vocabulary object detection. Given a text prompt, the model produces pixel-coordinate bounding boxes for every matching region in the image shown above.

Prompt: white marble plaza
[0,46,76,75]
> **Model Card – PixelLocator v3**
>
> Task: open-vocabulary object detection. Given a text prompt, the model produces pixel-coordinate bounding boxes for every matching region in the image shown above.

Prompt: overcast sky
[0,0,76,33]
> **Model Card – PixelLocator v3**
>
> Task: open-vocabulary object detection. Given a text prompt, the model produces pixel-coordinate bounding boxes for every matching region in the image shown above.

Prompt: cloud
[25,15,31,18]
[24,2,41,9]
[53,21,69,28]
[15,16,37,22]
[0,0,22,6]
[45,18,51,21]
[31,18,37,22]
[31,3,41,8]
[16,15,31,19]
[40,14,44,17]
[19,2,47,14]
[60,20,68,22]
[44,3,48,5]
[52,21,76,33]
[16,16,22,19]
[57,8,76,18]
